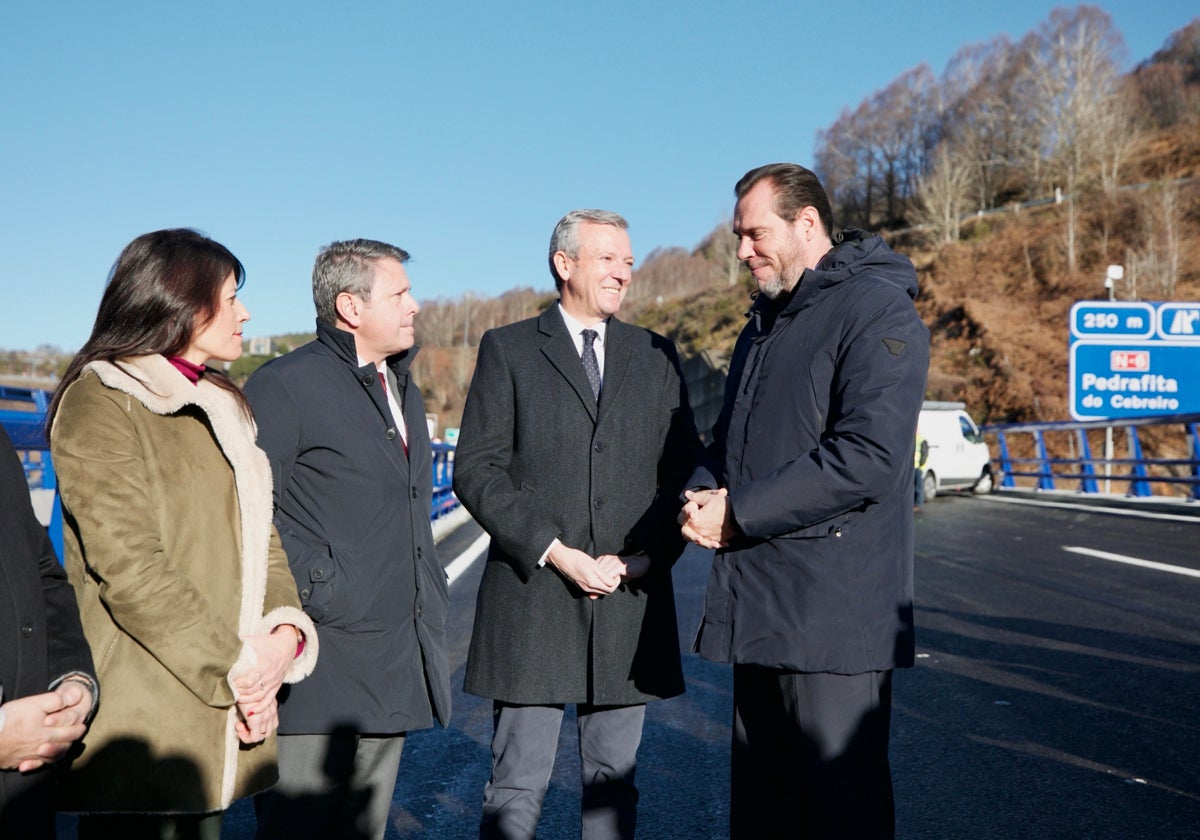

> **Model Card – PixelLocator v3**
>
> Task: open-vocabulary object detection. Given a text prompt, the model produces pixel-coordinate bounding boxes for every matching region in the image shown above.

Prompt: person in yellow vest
[914,432,929,509]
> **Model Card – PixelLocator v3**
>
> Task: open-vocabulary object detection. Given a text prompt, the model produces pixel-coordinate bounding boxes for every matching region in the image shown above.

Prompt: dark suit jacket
[245,321,451,733]
[454,306,700,705]
[0,426,95,836]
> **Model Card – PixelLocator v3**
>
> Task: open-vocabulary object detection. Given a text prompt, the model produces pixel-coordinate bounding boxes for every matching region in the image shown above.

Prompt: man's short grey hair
[312,238,411,325]
[548,209,628,290]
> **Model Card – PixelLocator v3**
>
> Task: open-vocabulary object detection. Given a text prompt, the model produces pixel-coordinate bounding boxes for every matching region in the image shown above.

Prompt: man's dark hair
[735,163,834,236]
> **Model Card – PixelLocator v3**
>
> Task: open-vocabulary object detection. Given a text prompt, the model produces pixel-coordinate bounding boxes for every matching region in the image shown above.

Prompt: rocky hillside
[631,124,1200,427]
[906,124,1200,423]
[5,132,1197,441]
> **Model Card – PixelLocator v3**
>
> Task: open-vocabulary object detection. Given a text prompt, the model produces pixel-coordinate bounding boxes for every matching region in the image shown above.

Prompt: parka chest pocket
[778,515,851,541]
[300,557,336,623]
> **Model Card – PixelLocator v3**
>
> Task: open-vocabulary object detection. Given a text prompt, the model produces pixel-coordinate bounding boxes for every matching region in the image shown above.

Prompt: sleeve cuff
[537,538,562,568]
[257,606,319,683]
[50,671,100,724]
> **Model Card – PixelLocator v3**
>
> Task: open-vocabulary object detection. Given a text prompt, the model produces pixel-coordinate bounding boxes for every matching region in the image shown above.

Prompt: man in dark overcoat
[454,209,700,840]
[681,163,930,839]
[245,239,450,840]
[0,425,97,838]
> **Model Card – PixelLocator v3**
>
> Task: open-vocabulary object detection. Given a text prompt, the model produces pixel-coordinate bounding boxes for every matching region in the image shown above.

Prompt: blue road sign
[1069,301,1200,420]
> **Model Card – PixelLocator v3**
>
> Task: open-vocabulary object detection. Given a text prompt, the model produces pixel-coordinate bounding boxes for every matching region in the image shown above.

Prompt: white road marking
[980,493,1200,524]
[1062,546,1200,579]
[431,505,472,541]
[445,532,490,586]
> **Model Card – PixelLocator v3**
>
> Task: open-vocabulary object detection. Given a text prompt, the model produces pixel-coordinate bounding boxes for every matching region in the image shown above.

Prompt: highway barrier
[1,386,459,560]
[981,413,1200,500]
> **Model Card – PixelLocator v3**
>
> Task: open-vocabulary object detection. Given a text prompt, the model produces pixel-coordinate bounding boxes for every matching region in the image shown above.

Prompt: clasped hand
[678,488,736,549]
[547,545,650,600]
[0,680,93,773]
[230,628,296,744]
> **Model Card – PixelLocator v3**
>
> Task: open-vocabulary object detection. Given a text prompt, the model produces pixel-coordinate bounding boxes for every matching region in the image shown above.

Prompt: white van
[917,401,995,499]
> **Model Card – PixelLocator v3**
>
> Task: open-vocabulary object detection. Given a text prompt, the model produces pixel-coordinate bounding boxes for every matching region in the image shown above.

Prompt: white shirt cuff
[538,538,562,568]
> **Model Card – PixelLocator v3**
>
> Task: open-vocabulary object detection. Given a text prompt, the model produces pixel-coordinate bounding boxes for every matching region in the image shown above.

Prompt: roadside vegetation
[5,9,1198,438]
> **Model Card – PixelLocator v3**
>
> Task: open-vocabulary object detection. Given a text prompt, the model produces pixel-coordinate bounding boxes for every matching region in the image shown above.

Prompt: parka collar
[314,319,419,375]
[749,229,918,326]
[804,229,919,303]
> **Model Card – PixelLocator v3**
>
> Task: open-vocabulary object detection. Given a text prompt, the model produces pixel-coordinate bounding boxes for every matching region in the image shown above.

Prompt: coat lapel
[596,317,633,420]
[537,307,598,421]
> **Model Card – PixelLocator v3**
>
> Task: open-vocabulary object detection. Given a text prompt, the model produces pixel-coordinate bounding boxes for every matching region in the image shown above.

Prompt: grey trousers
[480,702,645,840]
[253,731,405,840]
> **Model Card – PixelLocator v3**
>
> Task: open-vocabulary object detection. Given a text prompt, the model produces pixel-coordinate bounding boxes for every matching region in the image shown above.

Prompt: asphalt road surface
[62,493,1200,838]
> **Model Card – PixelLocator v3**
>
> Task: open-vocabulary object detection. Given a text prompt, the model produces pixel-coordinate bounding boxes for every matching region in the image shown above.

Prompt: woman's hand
[234,624,300,706]
[234,697,279,745]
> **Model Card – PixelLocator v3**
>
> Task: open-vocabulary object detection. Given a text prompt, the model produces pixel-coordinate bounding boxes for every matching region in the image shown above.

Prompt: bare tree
[939,35,1035,210]
[815,65,940,230]
[1090,81,1142,258]
[1131,18,1200,128]
[866,65,939,226]
[1132,62,1193,128]
[627,245,723,305]
[913,143,978,244]
[1130,180,1182,299]
[694,225,741,286]
[1094,84,1139,198]
[816,105,875,228]
[414,298,460,347]
[1021,5,1126,273]
[1151,17,1200,81]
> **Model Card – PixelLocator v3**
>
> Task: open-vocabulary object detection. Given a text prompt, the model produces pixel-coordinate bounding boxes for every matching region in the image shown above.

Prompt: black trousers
[0,772,54,840]
[731,665,895,840]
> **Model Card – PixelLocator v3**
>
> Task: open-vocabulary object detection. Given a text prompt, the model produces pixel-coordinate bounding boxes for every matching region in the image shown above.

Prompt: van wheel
[922,471,938,501]
[973,470,995,495]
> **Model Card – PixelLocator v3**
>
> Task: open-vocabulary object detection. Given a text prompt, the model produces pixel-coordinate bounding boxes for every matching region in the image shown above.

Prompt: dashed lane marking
[445,532,490,587]
[979,493,1200,524]
[1063,545,1200,579]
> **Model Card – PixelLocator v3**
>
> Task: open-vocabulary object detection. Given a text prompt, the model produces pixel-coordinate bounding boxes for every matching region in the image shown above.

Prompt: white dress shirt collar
[557,304,608,375]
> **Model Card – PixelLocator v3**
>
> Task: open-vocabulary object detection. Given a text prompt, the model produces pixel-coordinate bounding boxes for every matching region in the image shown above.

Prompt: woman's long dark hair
[47,228,253,429]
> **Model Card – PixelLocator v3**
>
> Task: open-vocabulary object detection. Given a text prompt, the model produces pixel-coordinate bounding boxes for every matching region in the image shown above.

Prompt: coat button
[594,442,606,453]
[416,547,423,559]
[362,373,375,387]
[300,588,311,599]
[411,487,419,499]
[21,623,33,637]
[312,569,324,580]
[416,604,422,617]
[834,527,843,537]
[593,498,604,509]
[386,428,397,440]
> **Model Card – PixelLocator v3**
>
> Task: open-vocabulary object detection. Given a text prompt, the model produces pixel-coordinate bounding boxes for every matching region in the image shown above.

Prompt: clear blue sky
[2,0,1195,351]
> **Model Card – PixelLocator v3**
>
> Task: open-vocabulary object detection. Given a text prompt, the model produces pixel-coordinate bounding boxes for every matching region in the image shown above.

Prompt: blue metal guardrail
[430,442,458,519]
[1,386,459,560]
[980,413,1200,500]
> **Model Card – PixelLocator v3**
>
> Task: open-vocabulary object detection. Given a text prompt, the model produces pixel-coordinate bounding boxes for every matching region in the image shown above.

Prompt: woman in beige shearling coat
[47,229,318,838]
